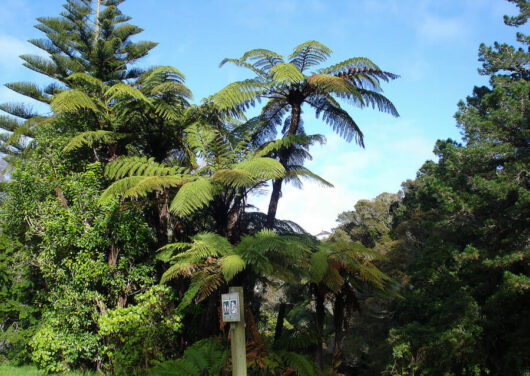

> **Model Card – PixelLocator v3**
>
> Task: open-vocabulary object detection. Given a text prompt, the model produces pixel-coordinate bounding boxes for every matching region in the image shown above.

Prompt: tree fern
[169,177,215,216]
[50,89,99,113]
[149,338,228,376]
[63,130,125,152]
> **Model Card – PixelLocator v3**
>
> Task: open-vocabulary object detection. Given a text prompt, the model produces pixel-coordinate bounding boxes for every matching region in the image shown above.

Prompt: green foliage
[99,285,182,375]
[148,337,228,376]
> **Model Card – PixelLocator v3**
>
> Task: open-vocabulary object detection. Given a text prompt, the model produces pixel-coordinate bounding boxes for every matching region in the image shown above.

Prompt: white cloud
[417,15,468,42]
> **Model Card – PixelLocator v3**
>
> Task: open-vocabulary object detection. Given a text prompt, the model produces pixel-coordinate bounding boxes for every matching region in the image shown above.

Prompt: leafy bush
[99,285,183,375]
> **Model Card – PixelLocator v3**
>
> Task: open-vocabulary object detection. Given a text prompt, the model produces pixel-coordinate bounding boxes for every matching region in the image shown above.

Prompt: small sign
[221,292,241,322]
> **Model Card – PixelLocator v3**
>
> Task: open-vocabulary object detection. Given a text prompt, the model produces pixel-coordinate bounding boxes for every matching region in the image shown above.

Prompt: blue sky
[0,0,521,233]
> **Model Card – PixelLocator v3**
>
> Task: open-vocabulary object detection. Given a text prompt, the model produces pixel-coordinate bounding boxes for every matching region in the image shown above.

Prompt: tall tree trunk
[226,189,244,242]
[273,302,287,344]
[266,102,302,228]
[314,284,326,370]
[94,0,101,43]
[333,290,346,367]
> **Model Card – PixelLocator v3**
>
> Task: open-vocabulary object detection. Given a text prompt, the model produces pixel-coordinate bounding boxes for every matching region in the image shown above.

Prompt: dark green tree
[386,3,529,374]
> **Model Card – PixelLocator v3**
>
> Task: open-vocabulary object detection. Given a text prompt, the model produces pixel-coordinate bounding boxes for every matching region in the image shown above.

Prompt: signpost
[222,287,246,376]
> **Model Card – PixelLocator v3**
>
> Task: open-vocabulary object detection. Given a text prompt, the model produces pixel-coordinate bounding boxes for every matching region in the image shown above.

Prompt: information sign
[221,292,241,322]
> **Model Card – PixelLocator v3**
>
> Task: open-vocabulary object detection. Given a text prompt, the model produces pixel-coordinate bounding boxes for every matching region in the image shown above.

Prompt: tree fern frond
[150,82,193,99]
[280,351,319,376]
[105,82,148,101]
[307,74,364,104]
[123,176,188,198]
[219,58,268,78]
[99,176,146,203]
[239,48,284,71]
[169,178,215,216]
[357,89,399,117]
[66,73,108,92]
[287,167,334,187]
[211,168,254,187]
[142,66,186,88]
[63,130,124,152]
[234,157,285,181]
[212,79,269,111]
[306,94,364,146]
[317,57,381,75]
[221,254,246,281]
[289,40,332,73]
[270,63,304,84]
[50,89,99,113]
[323,266,344,293]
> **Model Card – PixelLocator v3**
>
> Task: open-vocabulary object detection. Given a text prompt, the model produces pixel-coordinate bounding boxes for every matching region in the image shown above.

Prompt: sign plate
[221,292,241,322]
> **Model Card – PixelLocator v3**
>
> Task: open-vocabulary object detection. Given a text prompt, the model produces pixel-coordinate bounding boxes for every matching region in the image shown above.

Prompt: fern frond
[322,266,344,293]
[357,89,399,117]
[169,178,214,216]
[221,254,246,281]
[63,130,124,152]
[212,79,269,111]
[105,82,148,101]
[280,351,319,376]
[122,176,187,198]
[289,40,332,73]
[318,57,381,75]
[310,249,328,283]
[173,232,233,262]
[270,63,304,84]
[287,167,334,187]
[306,94,364,146]
[151,82,193,99]
[50,89,99,113]
[234,157,285,180]
[66,73,108,92]
[239,48,284,71]
[219,57,268,78]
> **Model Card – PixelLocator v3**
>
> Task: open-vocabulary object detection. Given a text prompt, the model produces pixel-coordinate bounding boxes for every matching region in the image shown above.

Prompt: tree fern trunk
[333,289,346,366]
[273,302,287,344]
[315,284,325,370]
[266,102,302,228]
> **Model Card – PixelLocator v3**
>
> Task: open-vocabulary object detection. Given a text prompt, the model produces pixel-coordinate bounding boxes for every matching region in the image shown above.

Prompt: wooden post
[229,286,246,376]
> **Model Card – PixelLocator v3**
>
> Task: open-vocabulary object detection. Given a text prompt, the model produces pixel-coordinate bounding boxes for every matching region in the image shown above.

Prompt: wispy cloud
[417,15,468,43]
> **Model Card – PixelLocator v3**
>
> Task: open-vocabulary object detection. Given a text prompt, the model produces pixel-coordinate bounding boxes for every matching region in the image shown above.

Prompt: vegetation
[0,0,528,375]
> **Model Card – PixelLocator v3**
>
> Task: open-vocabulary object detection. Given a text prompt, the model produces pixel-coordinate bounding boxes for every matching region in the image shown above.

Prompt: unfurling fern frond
[63,130,125,152]
[50,89,99,113]
[289,40,332,73]
[169,178,214,216]
[270,63,304,84]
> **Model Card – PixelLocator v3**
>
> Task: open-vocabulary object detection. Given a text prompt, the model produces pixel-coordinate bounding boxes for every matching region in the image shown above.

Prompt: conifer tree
[0,0,157,160]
